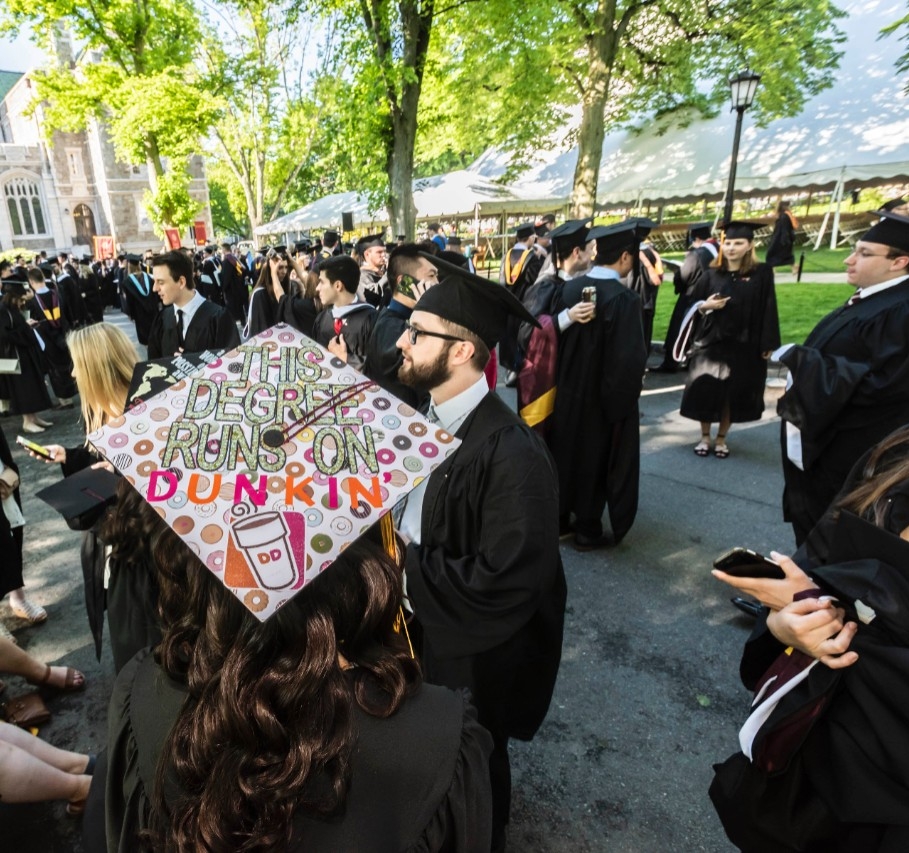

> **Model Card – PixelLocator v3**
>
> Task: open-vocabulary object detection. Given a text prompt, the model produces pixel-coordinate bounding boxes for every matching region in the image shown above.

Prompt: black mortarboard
[204,244,216,254]
[117,252,127,261]
[534,222,551,237]
[588,218,655,253]
[863,210,909,253]
[722,220,763,240]
[514,222,535,240]
[446,235,462,246]
[125,253,143,264]
[294,240,311,253]
[39,263,55,276]
[271,245,287,254]
[259,245,271,254]
[549,218,592,251]
[323,229,339,242]
[414,251,539,348]
[35,465,120,527]
[882,197,908,213]
[80,254,93,264]
[1,280,28,297]
[688,222,712,242]
[356,234,385,252]
[437,250,470,268]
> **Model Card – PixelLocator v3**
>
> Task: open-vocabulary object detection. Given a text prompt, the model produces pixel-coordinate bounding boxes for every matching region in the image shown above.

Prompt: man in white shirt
[776,210,909,543]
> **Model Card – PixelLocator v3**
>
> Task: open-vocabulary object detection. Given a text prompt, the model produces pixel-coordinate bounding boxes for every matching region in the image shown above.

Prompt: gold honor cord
[382,511,415,659]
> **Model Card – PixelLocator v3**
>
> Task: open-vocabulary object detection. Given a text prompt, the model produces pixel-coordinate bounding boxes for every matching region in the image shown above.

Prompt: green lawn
[661,246,851,274]
[653,282,854,346]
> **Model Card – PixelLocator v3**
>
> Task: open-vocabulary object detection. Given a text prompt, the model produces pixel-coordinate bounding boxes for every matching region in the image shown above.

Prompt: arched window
[4,177,48,237]
[73,204,96,244]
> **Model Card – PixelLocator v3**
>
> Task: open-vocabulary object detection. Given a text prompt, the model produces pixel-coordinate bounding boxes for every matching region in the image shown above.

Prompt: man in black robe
[25,266,77,408]
[356,234,389,308]
[654,222,718,372]
[549,219,649,549]
[121,254,160,347]
[776,210,909,544]
[147,250,240,359]
[219,242,249,324]
[312,255,376,372]
[199,245,224,306]
[77,255,104,324]
[363,243,438,410]
[398,255,566,852]
[54,259,90,330]
[498,222,545,385]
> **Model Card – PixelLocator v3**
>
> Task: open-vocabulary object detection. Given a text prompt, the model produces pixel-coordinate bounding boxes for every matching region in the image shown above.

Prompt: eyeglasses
[404,322,463,346]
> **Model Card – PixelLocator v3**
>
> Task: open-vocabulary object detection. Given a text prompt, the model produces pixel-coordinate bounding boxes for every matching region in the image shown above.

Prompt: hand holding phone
[713,547,785,580]
[16,435,56,461]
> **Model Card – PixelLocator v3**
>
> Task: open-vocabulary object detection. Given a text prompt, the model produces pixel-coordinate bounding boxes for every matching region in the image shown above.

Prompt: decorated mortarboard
[549,218,592,250]
[126,351,225,409]
[414,251,539,348]
[356,234,385,252]
[88,324,460,621]
[687,222,713,242]
[722,220,763,240]
[863,210,909,253]
[513,222,535,240]
[125,253,143,264]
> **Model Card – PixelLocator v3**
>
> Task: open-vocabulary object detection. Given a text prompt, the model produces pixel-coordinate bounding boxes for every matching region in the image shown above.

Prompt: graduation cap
[35,466,120,531]
[549,218,592,252]
[271,245,287,255]
[1,280,28,298]
[721,220,763,240]
[204,245,217,254]
[437,250,470,268]
[126,352,224,408]
[293,240,312,253]
[117,252,127,261]
[38,263,55,277]
[323,230,339,242]
[258,245,271,254]
[80,254,93,264]
[414,251,539,348]
[88,323,460,621]
[863,210,909,253]
[513,222,535,241]
[588,218,655,253]
[688,222,713,242]
[125,253,143,265]
[534,222,551,237]
[356,234,385,252]
[446,235,462,246]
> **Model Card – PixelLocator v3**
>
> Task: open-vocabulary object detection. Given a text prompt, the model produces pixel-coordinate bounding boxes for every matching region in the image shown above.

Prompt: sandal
[694,435,711,457]
[10,596,47,624]
[714,435,730,459]
[28,664,86,693]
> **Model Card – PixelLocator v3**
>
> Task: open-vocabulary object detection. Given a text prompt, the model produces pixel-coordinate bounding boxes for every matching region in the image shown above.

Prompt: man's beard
[398,346,452,392]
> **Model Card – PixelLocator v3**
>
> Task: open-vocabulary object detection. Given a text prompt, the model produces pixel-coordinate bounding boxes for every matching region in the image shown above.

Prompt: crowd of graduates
[2,202,909,850]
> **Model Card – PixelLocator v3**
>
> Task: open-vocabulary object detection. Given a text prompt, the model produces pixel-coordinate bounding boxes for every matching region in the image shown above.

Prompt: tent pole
[814,170,844,251]
[829,169,847,250]
[474,203,480,250]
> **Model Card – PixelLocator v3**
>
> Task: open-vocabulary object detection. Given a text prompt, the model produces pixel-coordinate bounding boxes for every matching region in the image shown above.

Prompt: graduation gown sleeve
[275,293,319,339]
[243,287,276,338]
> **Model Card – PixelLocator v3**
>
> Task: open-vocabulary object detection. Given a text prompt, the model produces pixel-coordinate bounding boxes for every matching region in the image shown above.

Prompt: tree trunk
[144,131,166,193]
[387,110,418,238]
[570,30,613,219]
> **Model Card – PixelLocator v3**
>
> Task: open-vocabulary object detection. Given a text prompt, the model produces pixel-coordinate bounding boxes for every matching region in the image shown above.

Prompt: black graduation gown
[121,271,160,345]
[275,292,319,340]
[777,280,909,544]
[1,302,54,413]
[499,247,545,373]
[147,298,240,359]
[220,253,249,323]
[680,263,780,423]
[78,269,105,324]
[26,287,78,399]
[93,649,493,853]
[56,272,90,330]
[358,268,388,309]
[313,303,376,373]
[0,424,24,598]
[199,257,224,305]
[625,246,662,352]
[405,392,566,745]
[659,243,716,369]
[549,273,647,542]
[363,300,429,411]
[244,286,278,338]
[765,212,796,268]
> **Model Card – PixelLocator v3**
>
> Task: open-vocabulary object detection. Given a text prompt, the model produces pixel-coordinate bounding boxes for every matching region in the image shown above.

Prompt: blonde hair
[67,323,139,434]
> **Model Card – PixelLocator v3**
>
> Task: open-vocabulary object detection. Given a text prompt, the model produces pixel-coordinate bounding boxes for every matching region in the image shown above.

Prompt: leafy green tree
[429,0,846,217]
[882,12,909,90]
[0,0,208,232]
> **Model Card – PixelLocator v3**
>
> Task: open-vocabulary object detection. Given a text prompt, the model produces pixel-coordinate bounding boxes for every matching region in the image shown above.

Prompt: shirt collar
[856,273,909,300]
[430,374,488,434]
[588,265,622,281]
[176,289,206,326]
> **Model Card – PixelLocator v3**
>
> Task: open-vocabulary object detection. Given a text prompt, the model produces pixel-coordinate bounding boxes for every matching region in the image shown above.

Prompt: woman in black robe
[711,425,909,851]
[87,497,492,852]
[679,221,780,458]
[765,201,798,270]
[0,281,53,433]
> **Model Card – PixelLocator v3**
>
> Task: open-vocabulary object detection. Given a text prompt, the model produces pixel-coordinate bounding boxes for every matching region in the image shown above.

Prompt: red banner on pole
[193,221,207,246]
[93,235,115,260]
[164,228,182,250]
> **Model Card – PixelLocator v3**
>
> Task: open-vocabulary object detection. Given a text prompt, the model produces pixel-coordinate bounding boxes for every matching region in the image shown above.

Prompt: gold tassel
[382,513,415,659]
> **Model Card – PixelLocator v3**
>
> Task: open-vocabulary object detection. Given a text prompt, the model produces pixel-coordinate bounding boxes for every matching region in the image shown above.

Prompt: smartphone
[713,547,785,580]
[581,286,597,304]
[397,273,418,299]
[16,435,55,460]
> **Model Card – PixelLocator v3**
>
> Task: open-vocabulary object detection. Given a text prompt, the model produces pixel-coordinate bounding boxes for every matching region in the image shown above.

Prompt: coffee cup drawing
[231,511,297,590]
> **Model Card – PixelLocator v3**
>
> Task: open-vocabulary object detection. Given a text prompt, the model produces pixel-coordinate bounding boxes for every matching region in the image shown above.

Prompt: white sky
[0,28,46,73]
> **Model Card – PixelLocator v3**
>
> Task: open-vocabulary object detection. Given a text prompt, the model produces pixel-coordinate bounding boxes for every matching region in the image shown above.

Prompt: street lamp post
[722,70,761,225]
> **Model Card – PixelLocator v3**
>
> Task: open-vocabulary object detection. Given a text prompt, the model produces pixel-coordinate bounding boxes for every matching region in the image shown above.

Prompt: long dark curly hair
[104,483,420,852]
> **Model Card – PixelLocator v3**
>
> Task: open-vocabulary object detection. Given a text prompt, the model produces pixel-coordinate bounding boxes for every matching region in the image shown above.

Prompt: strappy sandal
[694,435,711,457]
[28,664,86,693]
[714,435,730,459]
[10,596,47,624]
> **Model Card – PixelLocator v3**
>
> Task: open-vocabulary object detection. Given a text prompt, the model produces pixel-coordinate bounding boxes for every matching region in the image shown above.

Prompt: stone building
[0,37,212,256]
